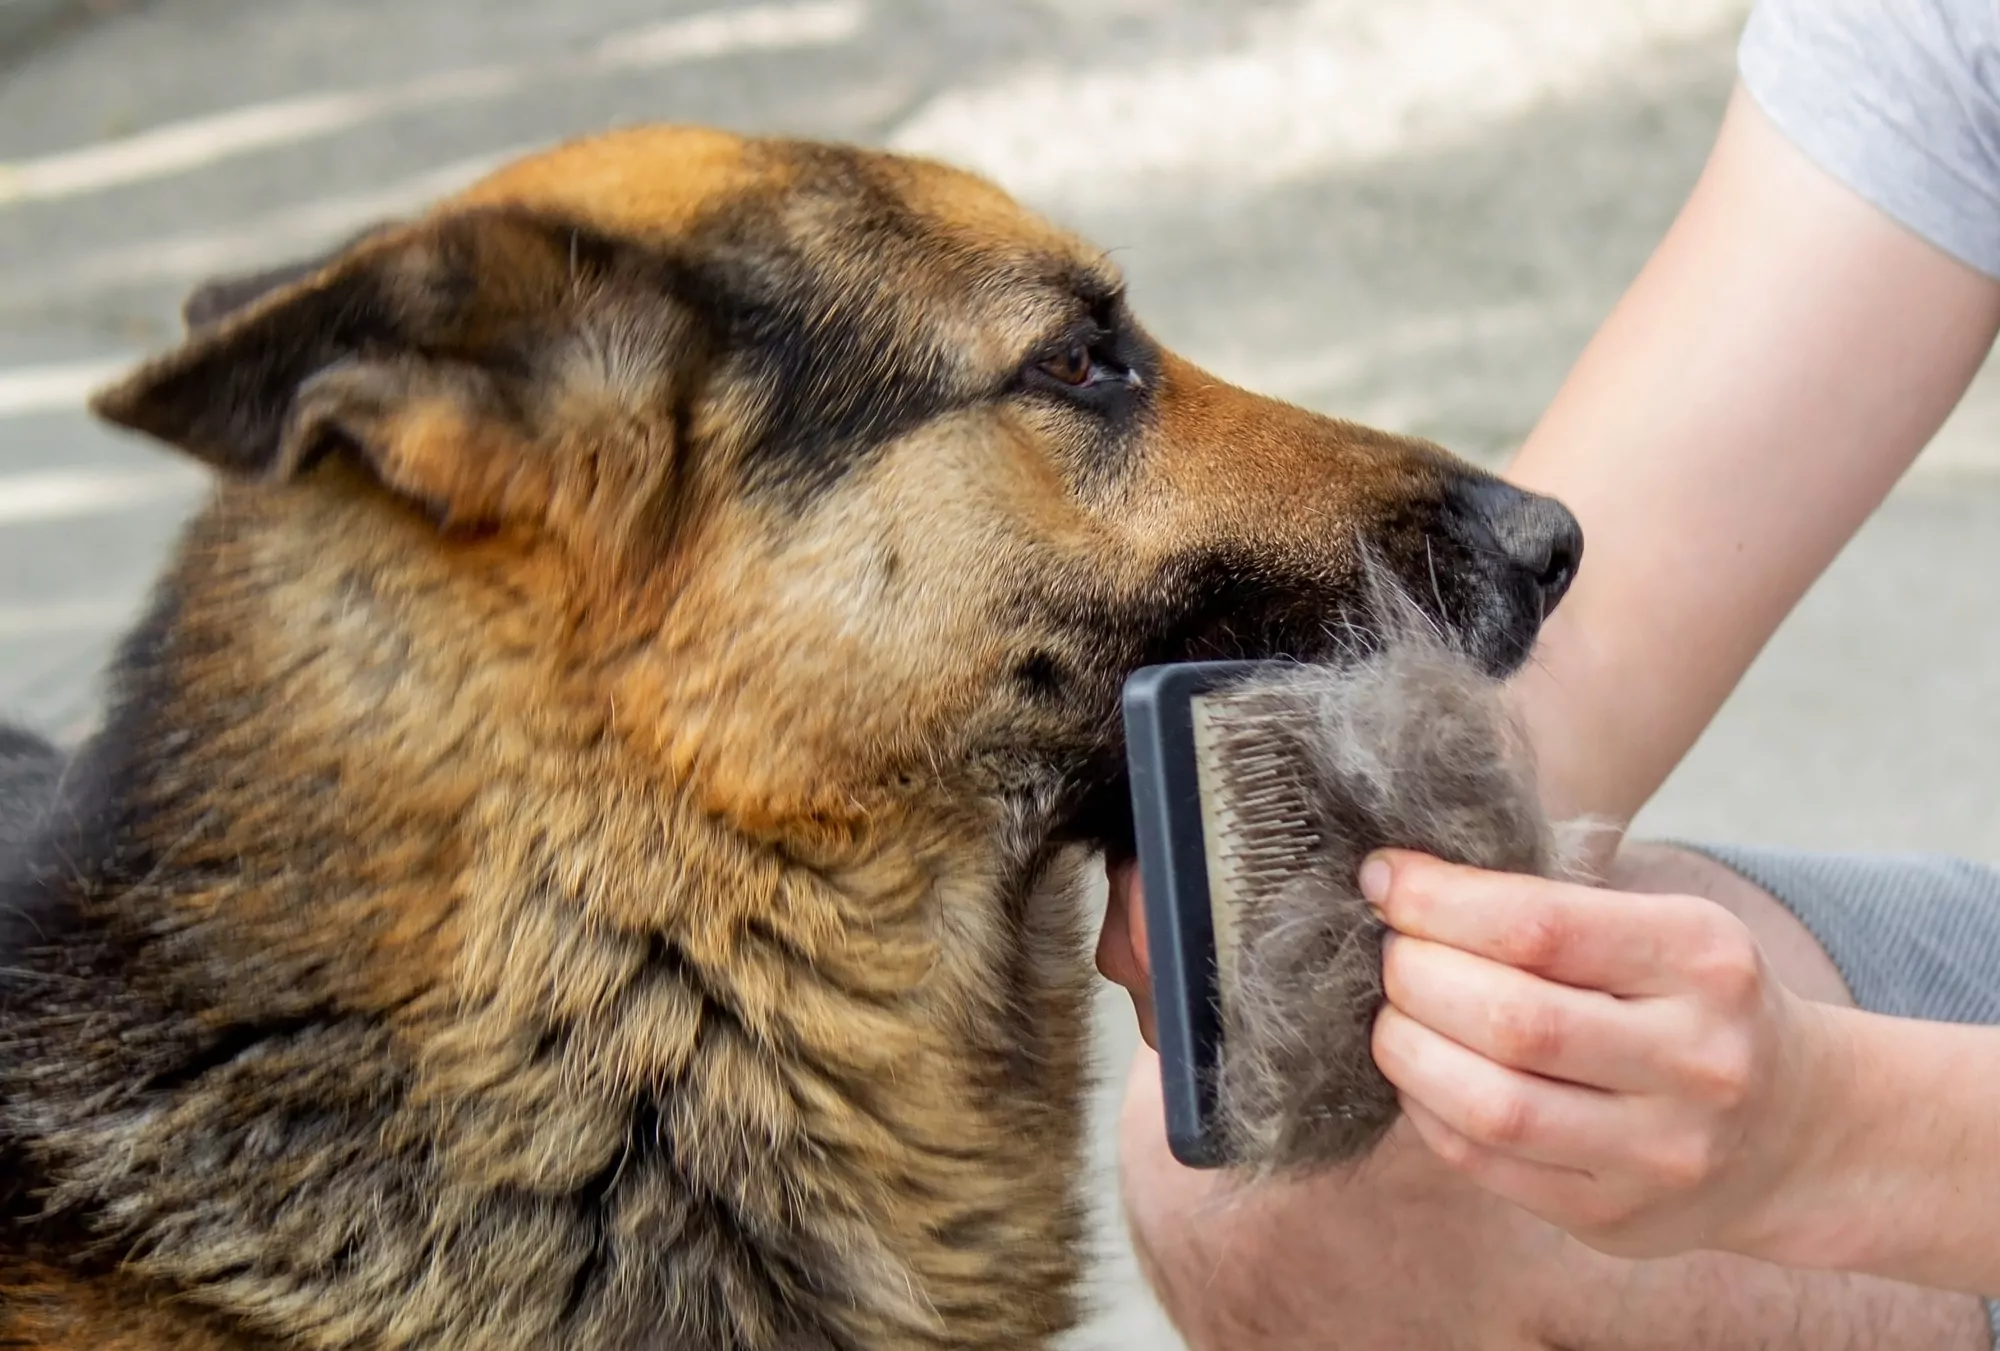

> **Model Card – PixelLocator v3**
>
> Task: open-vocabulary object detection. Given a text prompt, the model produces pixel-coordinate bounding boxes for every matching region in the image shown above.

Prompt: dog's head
[91,126,1578,864]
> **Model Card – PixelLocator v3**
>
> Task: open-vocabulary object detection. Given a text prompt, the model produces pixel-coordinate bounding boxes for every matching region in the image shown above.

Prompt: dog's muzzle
[1441,475,1583,671]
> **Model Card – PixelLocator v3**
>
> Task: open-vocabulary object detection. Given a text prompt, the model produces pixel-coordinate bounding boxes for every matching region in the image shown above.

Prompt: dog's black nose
[1454,477,1583,618]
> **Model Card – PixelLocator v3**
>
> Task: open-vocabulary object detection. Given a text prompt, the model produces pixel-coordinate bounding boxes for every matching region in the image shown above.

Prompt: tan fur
[0,126,1568,1349]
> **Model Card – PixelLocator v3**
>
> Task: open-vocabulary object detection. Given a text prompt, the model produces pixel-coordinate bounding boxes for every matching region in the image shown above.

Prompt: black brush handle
[1121,660,1277,1169]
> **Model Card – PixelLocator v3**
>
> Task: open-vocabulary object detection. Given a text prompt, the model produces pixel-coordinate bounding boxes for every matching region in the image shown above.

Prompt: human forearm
[1766,1006,2000,1295]
[1503,86,2000,830]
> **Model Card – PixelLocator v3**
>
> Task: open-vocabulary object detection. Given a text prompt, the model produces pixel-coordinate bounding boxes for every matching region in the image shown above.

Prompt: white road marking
[0,468,205,524]
[890,0,1750,206]
[34,152,515,300]
[0,358,133,418]
[0,70,519,207]
[598,0,863,67]
[0,0,865,206]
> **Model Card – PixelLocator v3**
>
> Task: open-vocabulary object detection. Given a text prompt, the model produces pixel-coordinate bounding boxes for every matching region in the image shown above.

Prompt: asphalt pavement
[7,2,2000,1345]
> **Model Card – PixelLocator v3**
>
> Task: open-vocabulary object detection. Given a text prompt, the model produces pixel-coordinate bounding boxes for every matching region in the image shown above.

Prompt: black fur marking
[1127,550,1383,669]
[135,1013,334,1096]
[654,158,1143,506]
[1016,294,1158,429]
[1,595,198,1262]
[0,726,64,970]
[1055,496,1542,683]
[101,209,614,483]
[1016,545,1454,860]
[561,1093,661,1326]
[637,931,760,1058]
[0,603,176,1019]
[660,244,963,504]
[1367,497,1550,678]
[98,266,405,477]
[180,223,399,330]
[1012,652,1064,701]
[137,170,1142,529]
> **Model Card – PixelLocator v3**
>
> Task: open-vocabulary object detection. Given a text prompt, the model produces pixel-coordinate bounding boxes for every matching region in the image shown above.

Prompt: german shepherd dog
[0,127,1579,1350]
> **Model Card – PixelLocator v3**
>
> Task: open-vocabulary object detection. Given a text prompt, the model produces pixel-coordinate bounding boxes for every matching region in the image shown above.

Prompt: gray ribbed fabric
[1683,844,2000,1344]
[1688,847,2000,1022]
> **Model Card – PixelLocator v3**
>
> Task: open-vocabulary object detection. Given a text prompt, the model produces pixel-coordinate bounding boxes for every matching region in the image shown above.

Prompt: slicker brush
[1122,625,1583,1174]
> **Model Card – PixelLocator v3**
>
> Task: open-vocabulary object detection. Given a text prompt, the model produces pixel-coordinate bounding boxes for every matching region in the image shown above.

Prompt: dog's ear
[179,224,396,331]
[92,210,621,530]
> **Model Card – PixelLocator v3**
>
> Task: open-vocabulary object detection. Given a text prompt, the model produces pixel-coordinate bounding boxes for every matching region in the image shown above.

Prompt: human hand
[1098,858,1158,1048]
[1364,848,1847,1262]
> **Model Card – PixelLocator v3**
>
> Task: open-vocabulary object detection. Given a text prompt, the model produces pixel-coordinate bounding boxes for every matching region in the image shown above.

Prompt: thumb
[1098,859,1158,1047]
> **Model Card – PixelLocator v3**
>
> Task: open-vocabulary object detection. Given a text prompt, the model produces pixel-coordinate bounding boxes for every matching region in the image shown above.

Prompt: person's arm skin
[1104,82,2000,1328]
[1506,84,2000,831]
[1361,82,2000,1292]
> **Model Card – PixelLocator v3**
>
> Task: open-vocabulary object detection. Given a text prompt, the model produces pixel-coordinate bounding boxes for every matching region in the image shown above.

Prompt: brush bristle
[1196,625,1581,1176]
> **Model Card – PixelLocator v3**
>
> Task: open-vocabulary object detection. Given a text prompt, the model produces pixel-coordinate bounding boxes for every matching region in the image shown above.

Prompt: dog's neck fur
[1,487,1092,1351]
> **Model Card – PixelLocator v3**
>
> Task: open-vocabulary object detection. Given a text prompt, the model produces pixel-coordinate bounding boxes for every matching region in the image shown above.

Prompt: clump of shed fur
[1205,616,1590,1176]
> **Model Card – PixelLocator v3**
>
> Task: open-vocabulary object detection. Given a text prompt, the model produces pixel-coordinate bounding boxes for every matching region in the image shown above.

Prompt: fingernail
[1359,854,1391,903]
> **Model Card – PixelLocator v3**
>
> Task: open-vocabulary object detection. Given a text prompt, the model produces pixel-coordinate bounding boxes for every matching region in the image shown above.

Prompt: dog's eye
[1039,343,1098,387]
[1022,324,1140,406]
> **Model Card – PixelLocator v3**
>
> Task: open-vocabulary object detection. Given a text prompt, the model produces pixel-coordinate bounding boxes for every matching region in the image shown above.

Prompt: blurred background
[5,2,1999,1345]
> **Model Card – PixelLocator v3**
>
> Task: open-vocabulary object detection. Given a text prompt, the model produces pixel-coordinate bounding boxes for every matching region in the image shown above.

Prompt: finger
[1367,850,1721,997]
[1128,990,1159,1049]
[1373,1004,1642,1173]
[1097,860,1158,1048]
[1097,860,1152,983]
[1401,1097,1590,1184]
[1400,1099,1621,1231]
[1121,861,1149,969]
[1095,865,1148,992]
[1107,855,1140,912]
[1381,934,1690,1093]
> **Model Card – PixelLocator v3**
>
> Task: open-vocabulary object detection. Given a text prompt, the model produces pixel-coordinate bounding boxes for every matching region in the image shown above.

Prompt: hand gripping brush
[1121,630,1582,1173]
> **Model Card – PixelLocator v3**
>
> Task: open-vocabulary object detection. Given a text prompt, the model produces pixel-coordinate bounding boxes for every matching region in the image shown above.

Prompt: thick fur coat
[0,126,1576,1350]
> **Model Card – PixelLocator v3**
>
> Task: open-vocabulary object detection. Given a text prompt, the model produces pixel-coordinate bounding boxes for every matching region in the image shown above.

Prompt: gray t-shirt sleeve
[1739,0,2000,278]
